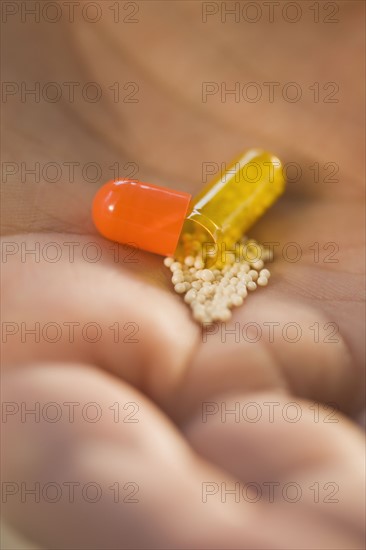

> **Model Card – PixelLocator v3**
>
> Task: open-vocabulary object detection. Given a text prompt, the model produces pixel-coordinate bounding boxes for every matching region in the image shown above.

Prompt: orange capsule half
[92,179,192,257]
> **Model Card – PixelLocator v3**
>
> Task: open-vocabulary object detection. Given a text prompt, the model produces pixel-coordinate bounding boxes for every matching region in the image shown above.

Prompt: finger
[1,233,199,402]
[2,361,263,550]
[168,291,359,423]
[2,233,362,422]
[184,391,366,535]
[3,365,363,550]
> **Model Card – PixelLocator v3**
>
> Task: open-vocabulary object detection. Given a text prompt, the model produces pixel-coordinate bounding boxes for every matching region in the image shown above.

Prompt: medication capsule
[177,149,285,265]
[92,149,285,262]
[92,179,191,256]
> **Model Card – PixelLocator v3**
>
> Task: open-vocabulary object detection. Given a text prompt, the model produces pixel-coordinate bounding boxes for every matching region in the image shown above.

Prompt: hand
[1,2,365,548]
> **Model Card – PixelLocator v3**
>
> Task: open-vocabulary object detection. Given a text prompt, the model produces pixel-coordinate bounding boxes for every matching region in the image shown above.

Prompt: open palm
[1,2,365,548]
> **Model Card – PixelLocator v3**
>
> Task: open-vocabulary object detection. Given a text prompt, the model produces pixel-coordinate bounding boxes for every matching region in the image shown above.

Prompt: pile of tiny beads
[164,238,272,323]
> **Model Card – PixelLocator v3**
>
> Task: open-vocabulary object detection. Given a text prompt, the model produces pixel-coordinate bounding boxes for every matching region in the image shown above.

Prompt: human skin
[1,1,365,548]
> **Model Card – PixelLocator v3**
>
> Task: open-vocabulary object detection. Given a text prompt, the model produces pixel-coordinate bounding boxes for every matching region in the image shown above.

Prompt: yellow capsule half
[177,149,285,266]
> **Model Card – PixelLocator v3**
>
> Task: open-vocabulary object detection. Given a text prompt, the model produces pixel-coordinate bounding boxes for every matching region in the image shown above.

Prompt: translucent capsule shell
[177,149,285,265]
